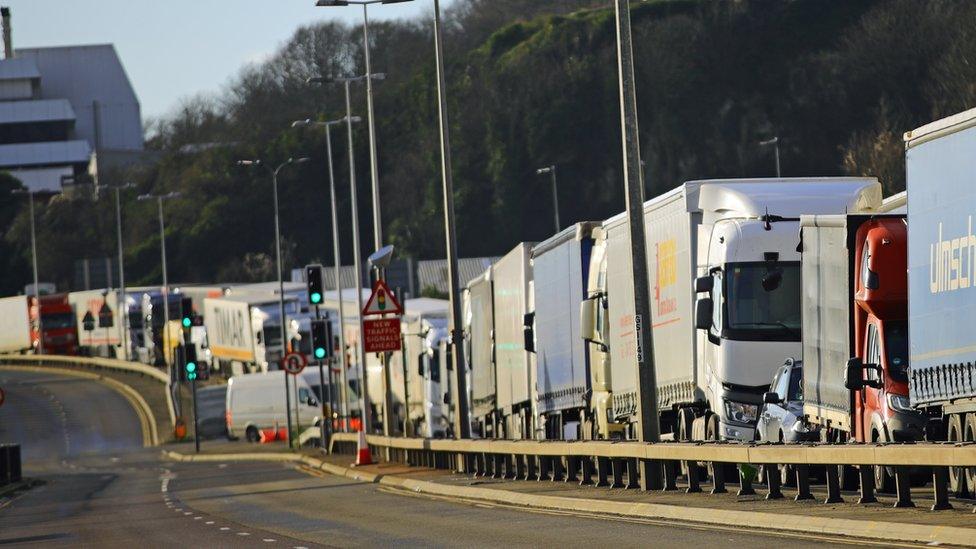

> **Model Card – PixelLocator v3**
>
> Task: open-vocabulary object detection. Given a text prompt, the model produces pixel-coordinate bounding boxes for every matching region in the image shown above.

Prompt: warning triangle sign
[362,279,403,316]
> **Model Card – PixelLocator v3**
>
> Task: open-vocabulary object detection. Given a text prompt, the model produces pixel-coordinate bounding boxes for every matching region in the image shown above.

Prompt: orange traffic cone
[354,428,373,466]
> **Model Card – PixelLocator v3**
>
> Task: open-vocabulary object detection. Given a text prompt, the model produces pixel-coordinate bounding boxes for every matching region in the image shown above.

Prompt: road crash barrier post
[327,434,976,514]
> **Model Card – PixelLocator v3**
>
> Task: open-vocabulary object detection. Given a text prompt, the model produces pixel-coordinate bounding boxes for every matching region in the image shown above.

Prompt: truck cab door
[857,322,883,441]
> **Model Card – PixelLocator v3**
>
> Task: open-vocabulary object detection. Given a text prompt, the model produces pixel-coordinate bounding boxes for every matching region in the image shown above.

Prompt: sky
[4,0,453,120]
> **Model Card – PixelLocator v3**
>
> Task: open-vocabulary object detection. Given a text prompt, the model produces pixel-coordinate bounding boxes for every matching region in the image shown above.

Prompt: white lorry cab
[581,178,883,442]
[225,370,321,442]
[389,298,451,438]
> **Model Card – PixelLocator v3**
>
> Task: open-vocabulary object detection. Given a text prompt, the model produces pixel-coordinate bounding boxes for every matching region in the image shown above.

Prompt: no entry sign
[363,318,402,353]
[282,351,308,375]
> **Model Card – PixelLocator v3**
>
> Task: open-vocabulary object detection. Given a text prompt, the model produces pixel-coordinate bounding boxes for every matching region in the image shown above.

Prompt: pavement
[0,367,894,548]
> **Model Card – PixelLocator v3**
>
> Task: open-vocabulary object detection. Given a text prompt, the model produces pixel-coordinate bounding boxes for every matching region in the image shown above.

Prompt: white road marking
[183,512,193,515]
[237,532,251,536]
[220,527,230,531]
[205,521,215,525]
[263,539,276,543]
[193,516,202,520]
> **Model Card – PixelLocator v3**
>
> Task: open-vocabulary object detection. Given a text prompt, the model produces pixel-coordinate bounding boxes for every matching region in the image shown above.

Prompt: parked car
[757,358,818,443]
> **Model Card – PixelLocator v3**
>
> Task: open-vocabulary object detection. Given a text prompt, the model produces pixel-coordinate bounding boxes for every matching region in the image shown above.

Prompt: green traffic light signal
[182,317,192,328]
[315,347,326,359]
[311,292,322,304]
[185,361,197,380]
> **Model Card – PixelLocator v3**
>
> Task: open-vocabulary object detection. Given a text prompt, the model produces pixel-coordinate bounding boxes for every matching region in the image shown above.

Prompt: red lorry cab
[30,293,78,356]
[851,218,921,443]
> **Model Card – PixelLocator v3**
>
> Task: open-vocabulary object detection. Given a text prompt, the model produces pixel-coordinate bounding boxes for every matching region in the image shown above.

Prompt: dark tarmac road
[0,369,879,547]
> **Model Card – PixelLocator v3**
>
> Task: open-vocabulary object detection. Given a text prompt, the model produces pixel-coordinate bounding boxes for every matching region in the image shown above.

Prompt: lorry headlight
[724,400,759,423]
[887,393,912,413]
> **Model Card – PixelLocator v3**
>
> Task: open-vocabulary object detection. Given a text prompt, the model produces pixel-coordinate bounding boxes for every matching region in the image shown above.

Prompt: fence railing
[331,433,976,511]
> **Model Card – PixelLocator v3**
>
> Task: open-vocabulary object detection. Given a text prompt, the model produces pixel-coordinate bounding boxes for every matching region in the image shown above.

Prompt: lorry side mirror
[763,391,781,405]
[865,365,883,389]
[695,276,713,293]
[580,299,595,341]
[845,357,865,390]
[695,298,713,331]
[523,312,535,353]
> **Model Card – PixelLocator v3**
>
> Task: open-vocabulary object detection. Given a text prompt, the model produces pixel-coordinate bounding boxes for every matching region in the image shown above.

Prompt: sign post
[362,275,403,448]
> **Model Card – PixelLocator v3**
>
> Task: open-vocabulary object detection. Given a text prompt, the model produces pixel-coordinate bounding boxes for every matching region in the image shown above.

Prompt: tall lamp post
[759,136,781,177]
[237,157,310,448]
[292,115,363,431]
[428,0,471,444]
[535,165,561,233]
[137,192,181,384]
[316,0,407,250]
[12,189,55,355]
[307,74,382,433]
[103,182,135,361]
[614,0,662,490]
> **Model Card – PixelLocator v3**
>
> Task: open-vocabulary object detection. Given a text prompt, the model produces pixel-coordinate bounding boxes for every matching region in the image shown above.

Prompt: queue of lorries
[432,108,976,497]
[3,108,975,495]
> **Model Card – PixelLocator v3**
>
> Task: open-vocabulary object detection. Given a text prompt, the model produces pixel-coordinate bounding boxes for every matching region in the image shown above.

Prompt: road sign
[363,317,402,353]
[98,302,114,328]
[282,351,308,375]
[362,280,403,316]
[82,311,95,332]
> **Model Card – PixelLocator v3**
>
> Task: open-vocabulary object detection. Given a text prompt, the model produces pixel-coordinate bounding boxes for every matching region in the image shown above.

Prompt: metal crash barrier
[331,433,976,512]
[0,443,22,486]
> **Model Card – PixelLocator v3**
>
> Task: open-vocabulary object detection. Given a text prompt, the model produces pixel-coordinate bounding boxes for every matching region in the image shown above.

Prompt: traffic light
[311,319,331,360]
[183,344,198,381]
[306,264,324,306]
[180,297,194,329]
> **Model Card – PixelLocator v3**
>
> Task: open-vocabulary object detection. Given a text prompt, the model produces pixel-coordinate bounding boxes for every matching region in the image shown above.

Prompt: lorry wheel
[872,430,895,493]
[948,414,967,496]
[964,414,976,497]
[245,426,260,443]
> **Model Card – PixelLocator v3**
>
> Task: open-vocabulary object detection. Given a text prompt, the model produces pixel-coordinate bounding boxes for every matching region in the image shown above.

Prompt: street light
[427,0,471,443]
[12,188,57,355]
[316,0,409,252]
[535,165,561,233]
[100,182,136,361]
[759,136,781,178]
[237,157,310,448]
[307,76,375,433]
[137,191,181,386]
[291,115,363,431]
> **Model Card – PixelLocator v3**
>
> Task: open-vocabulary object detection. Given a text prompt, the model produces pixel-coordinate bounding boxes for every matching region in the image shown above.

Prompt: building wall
[16,45,143,151]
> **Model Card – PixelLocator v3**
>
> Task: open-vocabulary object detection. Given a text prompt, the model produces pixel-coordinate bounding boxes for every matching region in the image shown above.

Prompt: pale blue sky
[4,0,452,120]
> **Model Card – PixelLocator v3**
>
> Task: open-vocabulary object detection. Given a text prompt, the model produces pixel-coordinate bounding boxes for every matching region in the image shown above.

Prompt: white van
[225,371,322,442]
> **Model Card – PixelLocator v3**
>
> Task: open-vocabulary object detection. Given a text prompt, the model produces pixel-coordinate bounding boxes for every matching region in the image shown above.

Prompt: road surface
[0,368,890,547]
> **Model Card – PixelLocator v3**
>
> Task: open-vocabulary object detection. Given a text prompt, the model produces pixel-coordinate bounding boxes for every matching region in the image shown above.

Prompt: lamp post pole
[113,185,131,361]
[433,0,471,443]
[292,115,363,432]
[26,191,42,355]
[238,158,308,447]
[614,0,662,490]
[759,136,781,177]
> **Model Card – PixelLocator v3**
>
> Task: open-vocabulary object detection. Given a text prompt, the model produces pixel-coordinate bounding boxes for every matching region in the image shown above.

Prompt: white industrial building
[0,7,143,192]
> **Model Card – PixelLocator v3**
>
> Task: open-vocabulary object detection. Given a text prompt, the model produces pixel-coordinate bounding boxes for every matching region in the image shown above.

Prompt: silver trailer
[492,243,535,439]
[529,222,599,439]
[465,268,496,437]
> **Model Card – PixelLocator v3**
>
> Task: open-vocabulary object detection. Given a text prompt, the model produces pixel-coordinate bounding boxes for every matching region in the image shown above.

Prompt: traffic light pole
[316,307,331,452]
[192,376,200,453]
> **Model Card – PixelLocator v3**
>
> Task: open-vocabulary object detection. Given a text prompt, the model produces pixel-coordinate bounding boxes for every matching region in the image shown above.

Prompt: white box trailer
[584,178,883,441]
[492,242,535,439]
[529,222,600,440]
[0,295,32,353]
[204,294,299,375]
[69,289,122,356]
[465,268,496,437]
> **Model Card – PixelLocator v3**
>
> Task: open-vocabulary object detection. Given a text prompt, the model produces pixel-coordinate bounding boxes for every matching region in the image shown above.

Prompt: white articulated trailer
[527,222,600,440]
[581,178,883,441]
[0,296,32,354]
[465,267,496,437]
[204,294,299,375]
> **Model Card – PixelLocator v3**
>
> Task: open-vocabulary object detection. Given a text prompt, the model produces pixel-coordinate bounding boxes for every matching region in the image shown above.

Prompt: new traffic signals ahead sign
[282,351,308,375]
[362,280,403,316]
[363,317,402,353]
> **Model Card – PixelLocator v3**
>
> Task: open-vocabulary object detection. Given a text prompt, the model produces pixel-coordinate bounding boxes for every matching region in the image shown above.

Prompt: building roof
[417,257,500,293]
[0,57,40,81]
[0,98,75,125]
[0,139,90,168]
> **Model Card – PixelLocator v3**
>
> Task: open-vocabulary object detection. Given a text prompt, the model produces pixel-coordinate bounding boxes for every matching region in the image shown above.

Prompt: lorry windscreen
[724,262,801,342]
[42,312,75,330]
[884,320,909,383]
